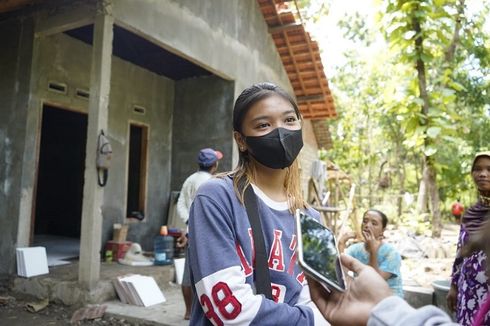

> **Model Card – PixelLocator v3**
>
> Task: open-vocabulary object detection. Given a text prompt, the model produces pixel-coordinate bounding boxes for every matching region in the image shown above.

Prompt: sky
[304,0,379,77]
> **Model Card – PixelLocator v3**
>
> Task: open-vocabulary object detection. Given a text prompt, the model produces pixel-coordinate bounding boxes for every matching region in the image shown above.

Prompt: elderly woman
[338,209,403,298]
[447,151,490,325]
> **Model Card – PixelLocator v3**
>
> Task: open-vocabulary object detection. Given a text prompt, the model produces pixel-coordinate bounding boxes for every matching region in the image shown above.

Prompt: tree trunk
[397,155,406,217]
[416,167,428,215]
[412,9,442,237]
[427,160,442,237]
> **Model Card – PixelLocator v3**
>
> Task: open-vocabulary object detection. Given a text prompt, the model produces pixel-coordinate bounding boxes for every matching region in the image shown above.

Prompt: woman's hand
[176,233,188,248]
[339,232,357,244]
[307,254,392,326]
[446,284,458,313]
[363,228,382,255]
[338,232,357,253]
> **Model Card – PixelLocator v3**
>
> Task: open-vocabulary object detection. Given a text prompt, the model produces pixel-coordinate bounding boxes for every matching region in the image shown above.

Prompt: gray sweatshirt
[368,296,458,326]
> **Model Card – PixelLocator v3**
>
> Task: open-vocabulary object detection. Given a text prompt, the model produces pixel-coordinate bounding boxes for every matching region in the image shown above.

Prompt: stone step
[12,262,175,306]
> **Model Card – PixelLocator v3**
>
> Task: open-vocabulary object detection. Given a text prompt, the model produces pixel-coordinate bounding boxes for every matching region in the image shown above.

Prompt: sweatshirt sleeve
[368,296,458,326]
[188,184,316,325]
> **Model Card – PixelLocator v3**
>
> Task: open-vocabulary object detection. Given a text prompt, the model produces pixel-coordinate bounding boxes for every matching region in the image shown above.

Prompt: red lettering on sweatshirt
[268,229,285,271]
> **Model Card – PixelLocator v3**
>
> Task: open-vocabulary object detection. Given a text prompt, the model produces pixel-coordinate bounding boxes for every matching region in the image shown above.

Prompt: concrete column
[79,1,113,290]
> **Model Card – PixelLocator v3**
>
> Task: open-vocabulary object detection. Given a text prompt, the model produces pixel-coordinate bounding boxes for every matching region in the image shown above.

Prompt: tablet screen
[299,212,345,290]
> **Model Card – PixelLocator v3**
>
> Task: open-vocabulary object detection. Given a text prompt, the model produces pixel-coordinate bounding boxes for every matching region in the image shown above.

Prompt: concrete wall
[122,0,314,192]
[170,76,234,192]
[1,0,323,274]
[32,33,175,251]
[0,17,35,275]
[112,0,293,98]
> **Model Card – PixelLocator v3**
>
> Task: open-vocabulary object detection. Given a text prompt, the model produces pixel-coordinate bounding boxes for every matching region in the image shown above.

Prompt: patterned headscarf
[462,152,490,237]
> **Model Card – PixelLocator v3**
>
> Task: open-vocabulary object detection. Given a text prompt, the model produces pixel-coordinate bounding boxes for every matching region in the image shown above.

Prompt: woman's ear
[233,131,247,152]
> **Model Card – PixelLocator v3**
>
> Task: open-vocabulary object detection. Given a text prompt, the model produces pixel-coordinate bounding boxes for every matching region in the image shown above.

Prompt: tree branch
[444,0,465,62]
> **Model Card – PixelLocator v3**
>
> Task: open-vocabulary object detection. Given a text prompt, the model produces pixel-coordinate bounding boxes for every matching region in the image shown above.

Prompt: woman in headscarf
[447,151,490,325]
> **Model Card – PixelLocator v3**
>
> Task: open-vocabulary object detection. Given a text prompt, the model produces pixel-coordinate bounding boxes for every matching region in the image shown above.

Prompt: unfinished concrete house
[0,0,336,301]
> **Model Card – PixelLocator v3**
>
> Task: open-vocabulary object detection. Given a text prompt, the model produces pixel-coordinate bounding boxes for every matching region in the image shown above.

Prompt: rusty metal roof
[258,0,336,119]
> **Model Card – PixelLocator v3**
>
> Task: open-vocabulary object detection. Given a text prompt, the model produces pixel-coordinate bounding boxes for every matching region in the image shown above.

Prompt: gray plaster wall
[32,33,175,251]
[0,17,35,275]
[112,0,294,97]
[113,0,296,195]
[170,76,234,192]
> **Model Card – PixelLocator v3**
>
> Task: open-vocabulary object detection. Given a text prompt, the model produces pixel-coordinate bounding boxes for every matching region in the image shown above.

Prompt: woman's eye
[285,117,297,123]
[256,123,269,129]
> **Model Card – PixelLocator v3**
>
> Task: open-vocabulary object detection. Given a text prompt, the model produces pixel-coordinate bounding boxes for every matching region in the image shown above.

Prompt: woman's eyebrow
[250,115,270,123]
[282,109,297,116]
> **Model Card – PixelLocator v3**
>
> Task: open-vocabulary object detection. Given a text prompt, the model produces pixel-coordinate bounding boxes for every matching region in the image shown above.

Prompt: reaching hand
[308,254,393,326]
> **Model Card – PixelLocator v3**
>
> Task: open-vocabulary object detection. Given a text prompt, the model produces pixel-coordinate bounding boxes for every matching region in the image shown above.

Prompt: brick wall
[311,119,333,150]
[299,120,319,198]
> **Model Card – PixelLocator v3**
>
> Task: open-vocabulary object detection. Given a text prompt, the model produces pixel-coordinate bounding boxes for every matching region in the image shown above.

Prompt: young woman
[187,83,327,325]
[338,209,403,297]
[447,152,490,325]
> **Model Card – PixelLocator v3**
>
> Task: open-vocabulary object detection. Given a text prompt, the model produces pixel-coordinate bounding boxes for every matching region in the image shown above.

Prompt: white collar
[250,183,289,211]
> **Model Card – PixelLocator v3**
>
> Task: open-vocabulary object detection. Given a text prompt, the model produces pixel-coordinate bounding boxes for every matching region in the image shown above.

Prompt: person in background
[188,82,328,325]
[308,254,458,326]
[451,199,465,224]
[447,151,490,325]
[175,148,223,320]
[338,209,403,297]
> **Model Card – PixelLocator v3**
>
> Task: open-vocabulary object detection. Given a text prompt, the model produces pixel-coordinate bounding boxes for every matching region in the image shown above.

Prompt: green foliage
[300,0,490,223]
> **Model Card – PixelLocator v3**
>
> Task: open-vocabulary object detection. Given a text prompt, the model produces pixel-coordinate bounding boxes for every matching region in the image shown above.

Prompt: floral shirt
[346,242,403,297]
[451,225,489,325]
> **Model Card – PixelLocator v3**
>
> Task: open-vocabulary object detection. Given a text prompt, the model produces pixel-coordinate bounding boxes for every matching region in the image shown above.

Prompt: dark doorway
[126,124,148,219]
[34,106,87,238]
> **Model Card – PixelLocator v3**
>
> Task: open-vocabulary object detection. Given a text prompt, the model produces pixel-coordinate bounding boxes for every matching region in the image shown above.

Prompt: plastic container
[432,279,454,319]
[154,226,174,265]
[174,258,186,284]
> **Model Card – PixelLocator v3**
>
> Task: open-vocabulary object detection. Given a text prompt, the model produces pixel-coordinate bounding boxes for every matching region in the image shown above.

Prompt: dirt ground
[0,223,460,325]
[388,223,459,288]
[0,290,153,326]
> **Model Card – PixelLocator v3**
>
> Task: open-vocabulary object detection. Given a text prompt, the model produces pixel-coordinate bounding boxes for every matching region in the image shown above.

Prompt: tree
[297,0,490,235]
[381,0,489,236]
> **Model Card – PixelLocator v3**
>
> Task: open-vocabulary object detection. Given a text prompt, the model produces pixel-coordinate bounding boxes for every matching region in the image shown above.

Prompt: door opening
[33,105,87,265]
[126,123,148,220]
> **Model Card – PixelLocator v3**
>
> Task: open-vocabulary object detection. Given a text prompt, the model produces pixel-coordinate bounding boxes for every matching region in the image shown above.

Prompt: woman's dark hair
[232,82,301,133]
[226,82,306,213]
[365,209,388,228]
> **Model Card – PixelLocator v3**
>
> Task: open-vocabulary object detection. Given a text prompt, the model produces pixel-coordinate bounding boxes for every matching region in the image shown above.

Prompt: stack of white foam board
[113,274,166,307]
[16,247,49,277]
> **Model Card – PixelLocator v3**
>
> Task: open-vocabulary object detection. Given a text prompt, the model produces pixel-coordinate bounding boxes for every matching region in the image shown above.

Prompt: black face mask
[245,128,303,169]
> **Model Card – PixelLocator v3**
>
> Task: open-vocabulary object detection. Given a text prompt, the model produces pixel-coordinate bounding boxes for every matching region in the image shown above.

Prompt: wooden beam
[268,22,302,34]
[297,94,324,103]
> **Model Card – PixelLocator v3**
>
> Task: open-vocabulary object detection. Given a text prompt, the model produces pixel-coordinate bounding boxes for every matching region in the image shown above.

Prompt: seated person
[339,209,403,297]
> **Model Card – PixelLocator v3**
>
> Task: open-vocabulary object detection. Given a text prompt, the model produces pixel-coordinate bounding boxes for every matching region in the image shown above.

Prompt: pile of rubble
[385,224,459,288]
